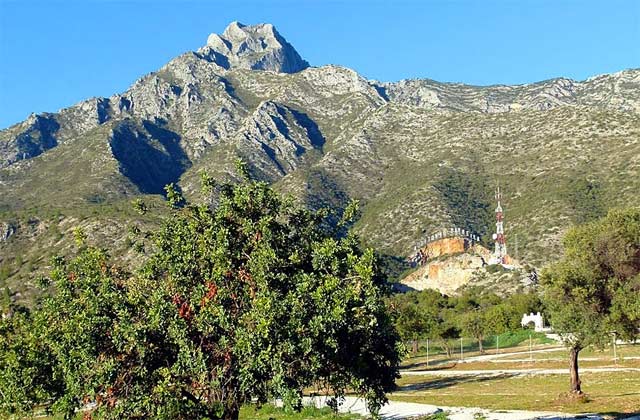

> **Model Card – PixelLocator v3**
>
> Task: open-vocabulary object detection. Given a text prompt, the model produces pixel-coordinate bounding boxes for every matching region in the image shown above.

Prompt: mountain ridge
[1,22,639,303]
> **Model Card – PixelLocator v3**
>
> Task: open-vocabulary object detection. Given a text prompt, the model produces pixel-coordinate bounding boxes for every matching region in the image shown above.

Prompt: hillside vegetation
[1,22,639,303]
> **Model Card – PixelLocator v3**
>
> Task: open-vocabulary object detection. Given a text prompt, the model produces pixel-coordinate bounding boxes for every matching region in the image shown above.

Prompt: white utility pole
[426,338,430,367]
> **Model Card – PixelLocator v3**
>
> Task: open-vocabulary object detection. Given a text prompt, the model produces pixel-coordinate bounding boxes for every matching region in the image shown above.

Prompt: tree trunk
[223,400,240,420]
[412,338,419,355]
[442,340,452,358]
[569,345,582,393]
[478,337,484,354]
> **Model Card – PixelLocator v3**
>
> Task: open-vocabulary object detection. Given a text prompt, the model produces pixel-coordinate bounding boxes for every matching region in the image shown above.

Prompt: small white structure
[521,312,544,332]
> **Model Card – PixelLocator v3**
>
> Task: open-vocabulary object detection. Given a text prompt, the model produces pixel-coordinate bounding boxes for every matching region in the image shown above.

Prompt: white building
[521,312,545,332]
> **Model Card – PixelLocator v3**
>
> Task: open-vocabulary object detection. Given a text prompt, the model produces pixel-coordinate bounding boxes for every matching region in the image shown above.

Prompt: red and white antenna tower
[492,185,507,264]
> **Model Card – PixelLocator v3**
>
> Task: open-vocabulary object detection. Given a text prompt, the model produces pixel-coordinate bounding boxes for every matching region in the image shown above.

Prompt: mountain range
[1,21,639,302]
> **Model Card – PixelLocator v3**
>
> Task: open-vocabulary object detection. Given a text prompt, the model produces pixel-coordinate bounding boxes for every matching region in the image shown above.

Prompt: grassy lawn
[401,345,564,371]
[392,371,640,415]
[401,346,556,368]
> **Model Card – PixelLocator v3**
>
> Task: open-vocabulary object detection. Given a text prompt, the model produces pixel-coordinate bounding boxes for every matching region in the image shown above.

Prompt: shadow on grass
[597,412,640,420]
[402,361,459,371]
[396,373,517,392]
[402,360,458,371]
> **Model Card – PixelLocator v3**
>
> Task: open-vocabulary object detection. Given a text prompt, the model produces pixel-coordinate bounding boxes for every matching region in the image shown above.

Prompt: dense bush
[0,169,402,420]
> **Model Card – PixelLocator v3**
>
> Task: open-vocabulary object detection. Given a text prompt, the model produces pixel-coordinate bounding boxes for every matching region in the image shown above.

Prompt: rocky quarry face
[1,22,639,299]
[401,241,528,296]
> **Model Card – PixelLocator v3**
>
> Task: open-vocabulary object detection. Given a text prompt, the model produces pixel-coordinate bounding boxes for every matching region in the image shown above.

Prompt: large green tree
[0,171,402,420]
[542,207,640,394]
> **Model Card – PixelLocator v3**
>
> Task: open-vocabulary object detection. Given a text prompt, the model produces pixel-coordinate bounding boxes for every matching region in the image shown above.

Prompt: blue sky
[1,0,638,129]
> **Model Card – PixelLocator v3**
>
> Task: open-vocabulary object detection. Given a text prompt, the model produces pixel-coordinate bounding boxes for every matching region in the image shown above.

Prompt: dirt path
[303,396,622,420]
[458,347,564,363]
[488,356,640,363]
[400,366,640,377]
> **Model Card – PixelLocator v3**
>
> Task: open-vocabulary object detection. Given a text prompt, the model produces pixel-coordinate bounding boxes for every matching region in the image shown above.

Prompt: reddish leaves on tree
[97,386,117,408]
[238,269,252,283]
[172,293,194,321]
[178,301,193,321]
[238,268,257,299]
[200,282,218,307]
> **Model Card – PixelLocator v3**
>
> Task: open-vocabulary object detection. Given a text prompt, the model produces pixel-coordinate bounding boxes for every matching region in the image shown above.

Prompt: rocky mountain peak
[198,21,309,73]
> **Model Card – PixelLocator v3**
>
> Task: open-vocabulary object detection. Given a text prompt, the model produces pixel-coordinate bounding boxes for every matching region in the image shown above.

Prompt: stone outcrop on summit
[198,21,309,73]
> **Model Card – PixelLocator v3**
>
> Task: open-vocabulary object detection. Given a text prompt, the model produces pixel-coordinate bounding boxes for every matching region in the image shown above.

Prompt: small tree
[1,172,402,420]
[391,289,460,358]
[394,295,429,354]
[484,304,510,337]
[452,288,496,354]
[416,290,459,357]
[542,208,640,394]
[459,309,487,353]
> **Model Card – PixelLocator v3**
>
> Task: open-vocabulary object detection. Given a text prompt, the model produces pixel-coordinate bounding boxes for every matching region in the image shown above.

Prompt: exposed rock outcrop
[0,222,16,243]
[400,243,529,295]
[0,113,60,167]
[379,69,640,114]
[235,101,324,180]
[423,237,468,259]
[198,22,309,73]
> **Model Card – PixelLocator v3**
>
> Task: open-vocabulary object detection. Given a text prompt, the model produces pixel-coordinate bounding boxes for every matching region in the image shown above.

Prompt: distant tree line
[389,287,542,355]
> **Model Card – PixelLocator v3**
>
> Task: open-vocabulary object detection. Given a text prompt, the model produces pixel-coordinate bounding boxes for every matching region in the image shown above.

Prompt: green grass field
[392,371,640,415]
[396,343,640,415]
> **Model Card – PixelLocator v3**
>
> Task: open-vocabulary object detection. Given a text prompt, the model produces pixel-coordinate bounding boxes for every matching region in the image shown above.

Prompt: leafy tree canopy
[0,172,402,420]
[542,207,640,392]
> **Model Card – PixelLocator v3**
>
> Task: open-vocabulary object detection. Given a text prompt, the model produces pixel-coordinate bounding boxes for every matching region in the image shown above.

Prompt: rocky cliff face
[198,21,309,73]
[401,244,529,296]
[1,22,639,301]
[381,69,640,114]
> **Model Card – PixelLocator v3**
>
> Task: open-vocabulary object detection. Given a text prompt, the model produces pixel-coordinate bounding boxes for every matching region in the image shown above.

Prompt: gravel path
[400,367,640,377]
[457,348,564,363]
[302,396,626,420]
